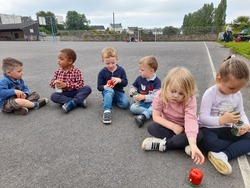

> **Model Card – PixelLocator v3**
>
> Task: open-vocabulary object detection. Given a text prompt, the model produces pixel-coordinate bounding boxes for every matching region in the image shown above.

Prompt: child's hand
[134,94,145,102]
[54,80,67,89]
[111,77,121,85]
[172,123,184,135]
[129,90,137,97]
[219,110,240,125]
[190,145,205,165]
[15,90,26,99]
[238,124,249,136]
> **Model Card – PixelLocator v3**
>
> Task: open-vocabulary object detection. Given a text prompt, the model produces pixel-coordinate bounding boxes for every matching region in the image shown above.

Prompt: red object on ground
[107,80,114,87]
[188,168,203,186]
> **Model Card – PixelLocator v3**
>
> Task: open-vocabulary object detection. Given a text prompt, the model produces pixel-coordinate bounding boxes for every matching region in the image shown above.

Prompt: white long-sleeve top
[198,85,249,128]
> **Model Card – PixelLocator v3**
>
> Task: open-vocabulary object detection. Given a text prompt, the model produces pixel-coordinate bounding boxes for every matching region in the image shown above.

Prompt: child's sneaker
[103,110,111,124]
[142,137,166,152]
[62,100,77,113]
[135,114,146,127]
[185,145,191,156]
[79,99,87,108]
[208,151,232,175]
[34,98,49,109]
[14,107,29,115]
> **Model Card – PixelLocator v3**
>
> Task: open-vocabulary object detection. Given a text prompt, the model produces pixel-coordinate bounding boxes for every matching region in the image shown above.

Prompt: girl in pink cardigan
[142,67,204,165]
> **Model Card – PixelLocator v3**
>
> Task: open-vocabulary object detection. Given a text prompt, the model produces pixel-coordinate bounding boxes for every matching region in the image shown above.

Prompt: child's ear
[5,70,11,76]
[216,74,221,82]
[69,59,73,65]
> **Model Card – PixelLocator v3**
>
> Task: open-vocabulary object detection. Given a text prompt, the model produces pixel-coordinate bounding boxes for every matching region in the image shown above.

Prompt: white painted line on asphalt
[238,156,250,188]
[204,42,250,188]
[203,42,216,78]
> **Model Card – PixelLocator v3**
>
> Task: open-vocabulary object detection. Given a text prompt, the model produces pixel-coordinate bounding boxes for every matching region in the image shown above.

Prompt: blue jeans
[200,127,250,160]
[147,122,203,150]
[130,101,152,119]
[102,88,130,111]
[51,85,92,105]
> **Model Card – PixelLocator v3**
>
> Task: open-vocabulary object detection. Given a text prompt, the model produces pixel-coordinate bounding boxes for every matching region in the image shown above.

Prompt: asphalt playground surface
[0,41,250,188]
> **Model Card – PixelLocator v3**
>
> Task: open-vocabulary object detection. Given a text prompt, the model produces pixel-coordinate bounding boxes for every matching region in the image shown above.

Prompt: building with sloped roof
[109,23,123,33]
[90,25,105,31]
[0,21,39,41]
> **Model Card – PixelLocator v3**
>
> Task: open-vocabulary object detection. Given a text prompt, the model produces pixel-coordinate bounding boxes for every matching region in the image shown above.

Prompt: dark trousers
[200,127,250,160]
[147,121,203,150]
[51,85,92,105]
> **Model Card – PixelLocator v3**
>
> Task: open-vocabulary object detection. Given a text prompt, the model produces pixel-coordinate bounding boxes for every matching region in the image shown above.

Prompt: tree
[65,11,90,30]
[182,3,214,34]
[181,0,227,35]
[232,16,250,33]
[163,26,180,35]
[213,0,227,33]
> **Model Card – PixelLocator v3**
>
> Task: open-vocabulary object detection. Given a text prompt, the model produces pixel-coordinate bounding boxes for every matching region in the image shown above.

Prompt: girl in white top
[199,55,250,175]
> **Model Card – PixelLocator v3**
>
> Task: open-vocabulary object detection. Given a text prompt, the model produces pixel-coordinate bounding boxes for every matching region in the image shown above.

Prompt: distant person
[50,48,92,113]
[223,31,231,43]
[199,55,250,175]
[97,47,130,124]
[129,55,161,127]
[141,67,204,165]
[0,57,48,115]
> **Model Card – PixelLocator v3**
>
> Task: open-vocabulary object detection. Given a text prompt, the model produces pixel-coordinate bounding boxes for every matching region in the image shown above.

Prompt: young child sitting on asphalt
[0,57,48,115]
[129,55,161,127]
[97,47,130,124]
[141,67,204,165]
[50,48,92,113]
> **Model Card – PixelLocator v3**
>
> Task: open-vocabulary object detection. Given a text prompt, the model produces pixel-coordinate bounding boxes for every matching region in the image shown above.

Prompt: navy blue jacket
[97,65,128,92]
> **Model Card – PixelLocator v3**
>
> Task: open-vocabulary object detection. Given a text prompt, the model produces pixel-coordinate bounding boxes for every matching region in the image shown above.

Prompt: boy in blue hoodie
[0,57,48,115]
[97,47,130,124]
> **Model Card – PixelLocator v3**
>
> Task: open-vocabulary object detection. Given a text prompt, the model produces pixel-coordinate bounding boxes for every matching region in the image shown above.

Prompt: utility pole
[113,12,115,32]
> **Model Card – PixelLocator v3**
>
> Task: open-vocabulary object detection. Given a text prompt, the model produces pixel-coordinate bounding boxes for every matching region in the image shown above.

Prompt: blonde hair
[101,47,118,60]
[161,67,197,104]
[217,55,249,85]
[139,55,158,71]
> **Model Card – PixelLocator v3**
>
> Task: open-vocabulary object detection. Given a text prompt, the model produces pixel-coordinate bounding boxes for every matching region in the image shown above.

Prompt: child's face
[6,65,23,80]
[166,85,185,103]
[217,78,246,95]
[57,52,73,70]
[102,56,117,72]
[139,63,154,79]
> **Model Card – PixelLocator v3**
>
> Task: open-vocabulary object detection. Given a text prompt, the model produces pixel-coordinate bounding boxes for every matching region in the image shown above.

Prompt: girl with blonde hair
[142,67,204,165]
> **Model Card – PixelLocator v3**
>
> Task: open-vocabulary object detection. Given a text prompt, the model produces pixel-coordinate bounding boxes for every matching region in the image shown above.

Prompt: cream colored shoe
[208,151,232,175]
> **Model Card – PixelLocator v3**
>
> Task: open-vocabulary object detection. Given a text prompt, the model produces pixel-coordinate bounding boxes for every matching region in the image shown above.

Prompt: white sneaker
[142,137,166,152]
[185,145,191,156]
[208,151,232,175]
[247,152,250,156]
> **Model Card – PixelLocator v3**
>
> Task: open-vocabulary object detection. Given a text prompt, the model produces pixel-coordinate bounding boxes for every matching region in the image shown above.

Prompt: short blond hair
[101,47,118,60]
[139,55,158,72]
[161,67,197,104]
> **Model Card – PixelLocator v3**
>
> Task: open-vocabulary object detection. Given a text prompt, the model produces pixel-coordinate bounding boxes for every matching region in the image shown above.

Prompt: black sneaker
[103,110,111,124]
[135,114,146,127]
[34,98,49,109]
[14,107,29,115]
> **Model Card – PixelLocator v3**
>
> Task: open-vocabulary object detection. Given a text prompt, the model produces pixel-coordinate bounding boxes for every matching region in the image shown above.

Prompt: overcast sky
[0,0,249,29]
